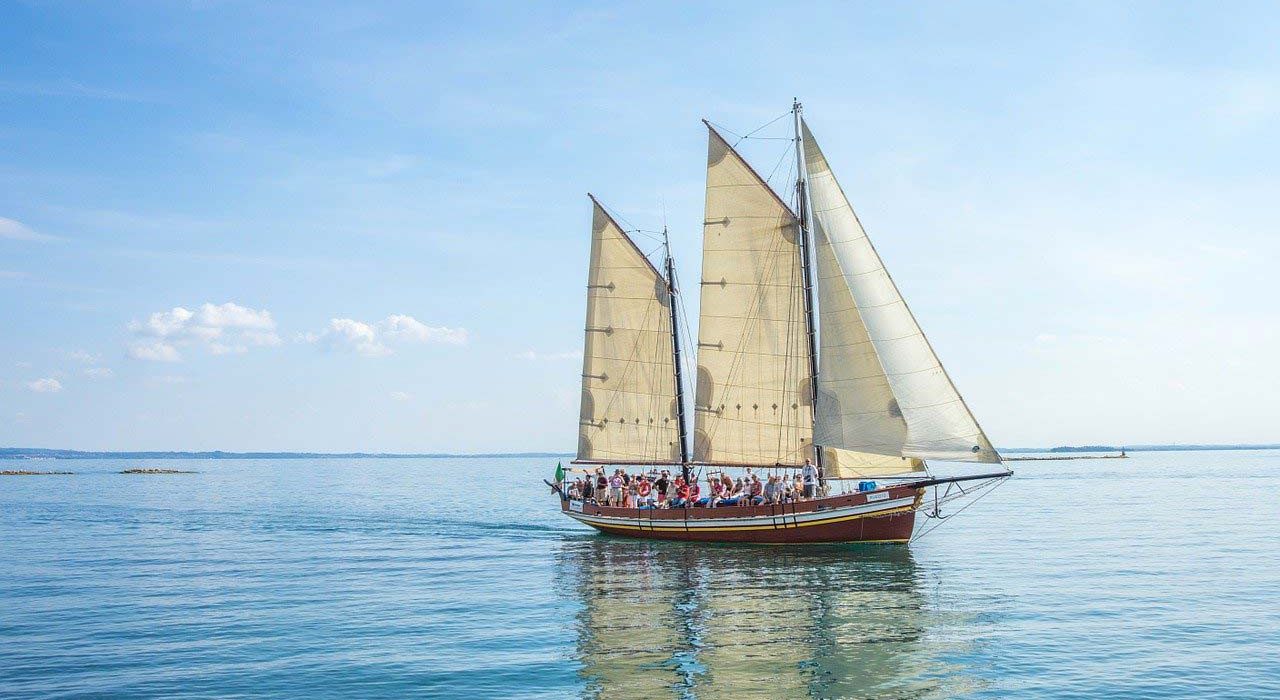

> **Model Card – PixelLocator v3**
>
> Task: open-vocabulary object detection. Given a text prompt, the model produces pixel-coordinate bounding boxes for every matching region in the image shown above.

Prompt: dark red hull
[559,485,922,544]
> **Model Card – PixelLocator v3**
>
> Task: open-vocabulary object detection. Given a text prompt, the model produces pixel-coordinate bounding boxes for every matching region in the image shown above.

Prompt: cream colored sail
[814,215,920,473]
[822,447,923,479]
[693,126,813,467]
[803,120,1000,463]
[577,197,682,464]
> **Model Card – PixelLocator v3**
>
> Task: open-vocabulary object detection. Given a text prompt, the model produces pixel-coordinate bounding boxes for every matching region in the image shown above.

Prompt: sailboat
[551,102,1011,544]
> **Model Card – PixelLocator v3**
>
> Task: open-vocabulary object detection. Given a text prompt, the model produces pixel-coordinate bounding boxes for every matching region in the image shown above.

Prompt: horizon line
[4,443,1280,460]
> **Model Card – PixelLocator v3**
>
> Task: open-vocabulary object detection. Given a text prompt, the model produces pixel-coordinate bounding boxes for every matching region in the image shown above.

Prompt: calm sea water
[2,450,1278,699]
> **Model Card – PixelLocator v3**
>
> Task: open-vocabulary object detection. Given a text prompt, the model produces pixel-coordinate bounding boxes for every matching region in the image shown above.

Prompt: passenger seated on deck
[763,475,779,504]
[783,476,796,503]
[669,477,687,507]
[635,476,654,507]
[708,479,725,507]
[793,474,805,501]
[655,470,670,504]
[714,479,736,507]
[749,475,764,505]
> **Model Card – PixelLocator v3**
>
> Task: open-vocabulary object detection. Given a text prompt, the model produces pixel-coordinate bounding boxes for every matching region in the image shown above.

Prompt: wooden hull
[558,485,922,544]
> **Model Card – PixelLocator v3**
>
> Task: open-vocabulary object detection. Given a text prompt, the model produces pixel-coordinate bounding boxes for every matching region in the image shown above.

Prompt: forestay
[693,126,814,467]
[802,120,1000,463]
[577,198,682,464]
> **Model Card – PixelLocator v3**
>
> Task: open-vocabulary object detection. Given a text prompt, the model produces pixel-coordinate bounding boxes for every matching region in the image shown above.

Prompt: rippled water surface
[2,450,1278,698]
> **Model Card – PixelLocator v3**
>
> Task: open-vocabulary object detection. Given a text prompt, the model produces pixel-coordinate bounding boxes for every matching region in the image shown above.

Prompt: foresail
[693,126,813,467]
[814,216,912,459]
[802,120,1000,463]
[822,447,924,479]
[577,198,682,464]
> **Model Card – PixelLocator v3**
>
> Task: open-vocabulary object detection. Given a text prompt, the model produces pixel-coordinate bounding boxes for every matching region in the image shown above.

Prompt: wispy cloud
[84,367,114,379]
[0,270,27,280]
[304,314,467,357]
[128,302,282,362]
[390,390,411,401]
[26,378,63,393]
[0,217,57,242]
[63,349,101,364]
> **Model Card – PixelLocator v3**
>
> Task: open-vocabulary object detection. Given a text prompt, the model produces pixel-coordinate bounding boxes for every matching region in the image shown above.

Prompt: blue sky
[2,1,1278,452]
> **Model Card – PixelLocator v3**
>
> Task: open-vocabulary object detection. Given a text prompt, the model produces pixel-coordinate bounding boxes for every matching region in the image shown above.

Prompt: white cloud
[128,302,281,361]
[309,318,389,357]
[149,375,189,385]
[381,314,468,345]
[0,217,57,242]
[517,349,583,361]
[84,367,114,379]
[128,340,181,363]
[26,378,63,393]
[306,314,466,357]
[390,390,411,401]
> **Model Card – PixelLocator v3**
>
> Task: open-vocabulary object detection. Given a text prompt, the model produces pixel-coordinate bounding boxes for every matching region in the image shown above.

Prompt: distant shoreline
[0,448,574,460]
[2,444,1278,460]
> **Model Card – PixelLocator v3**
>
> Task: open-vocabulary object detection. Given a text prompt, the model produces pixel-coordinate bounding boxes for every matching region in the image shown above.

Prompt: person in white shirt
[801,459,819,500]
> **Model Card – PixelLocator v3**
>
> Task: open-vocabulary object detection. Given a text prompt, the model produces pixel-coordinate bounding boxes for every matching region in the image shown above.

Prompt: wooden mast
[663,229,691,482]
[792,99,823,474]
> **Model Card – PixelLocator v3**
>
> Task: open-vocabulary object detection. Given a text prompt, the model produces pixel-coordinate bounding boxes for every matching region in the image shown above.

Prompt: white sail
[803,120,1000,463]
[693,126,813,467]
[577,197,682,464]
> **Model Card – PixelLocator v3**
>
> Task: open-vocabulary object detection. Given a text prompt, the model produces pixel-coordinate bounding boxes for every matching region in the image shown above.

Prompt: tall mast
[664,228,692,482]
[792,99,823,472]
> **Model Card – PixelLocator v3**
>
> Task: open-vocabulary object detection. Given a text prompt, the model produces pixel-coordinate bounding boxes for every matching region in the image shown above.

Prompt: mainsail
[576,197,682,464]
[693,126,814,467]
[802,120,1000,463]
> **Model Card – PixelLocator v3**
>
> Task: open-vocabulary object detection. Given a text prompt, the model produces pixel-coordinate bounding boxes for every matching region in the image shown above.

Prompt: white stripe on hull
[564,495,917,531]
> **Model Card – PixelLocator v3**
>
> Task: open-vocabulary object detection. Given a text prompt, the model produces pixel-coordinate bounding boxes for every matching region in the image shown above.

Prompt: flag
[554,462,565,484]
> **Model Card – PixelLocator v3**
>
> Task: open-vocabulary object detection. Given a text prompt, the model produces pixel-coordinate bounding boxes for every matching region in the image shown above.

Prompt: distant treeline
[1002,444,1280,454]
[0,448,574,460]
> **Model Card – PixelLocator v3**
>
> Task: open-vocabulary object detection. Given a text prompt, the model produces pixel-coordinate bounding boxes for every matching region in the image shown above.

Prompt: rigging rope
[910,476,1009,543]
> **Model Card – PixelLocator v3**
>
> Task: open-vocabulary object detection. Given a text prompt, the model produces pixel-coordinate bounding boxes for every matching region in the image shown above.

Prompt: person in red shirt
[674,478,691,508]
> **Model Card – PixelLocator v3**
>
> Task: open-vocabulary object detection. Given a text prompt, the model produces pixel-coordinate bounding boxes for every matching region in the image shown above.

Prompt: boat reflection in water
[556,537,970,699]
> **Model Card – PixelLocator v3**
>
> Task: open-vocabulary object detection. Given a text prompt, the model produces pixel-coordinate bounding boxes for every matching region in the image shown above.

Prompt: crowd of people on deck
[562,459,825,509]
